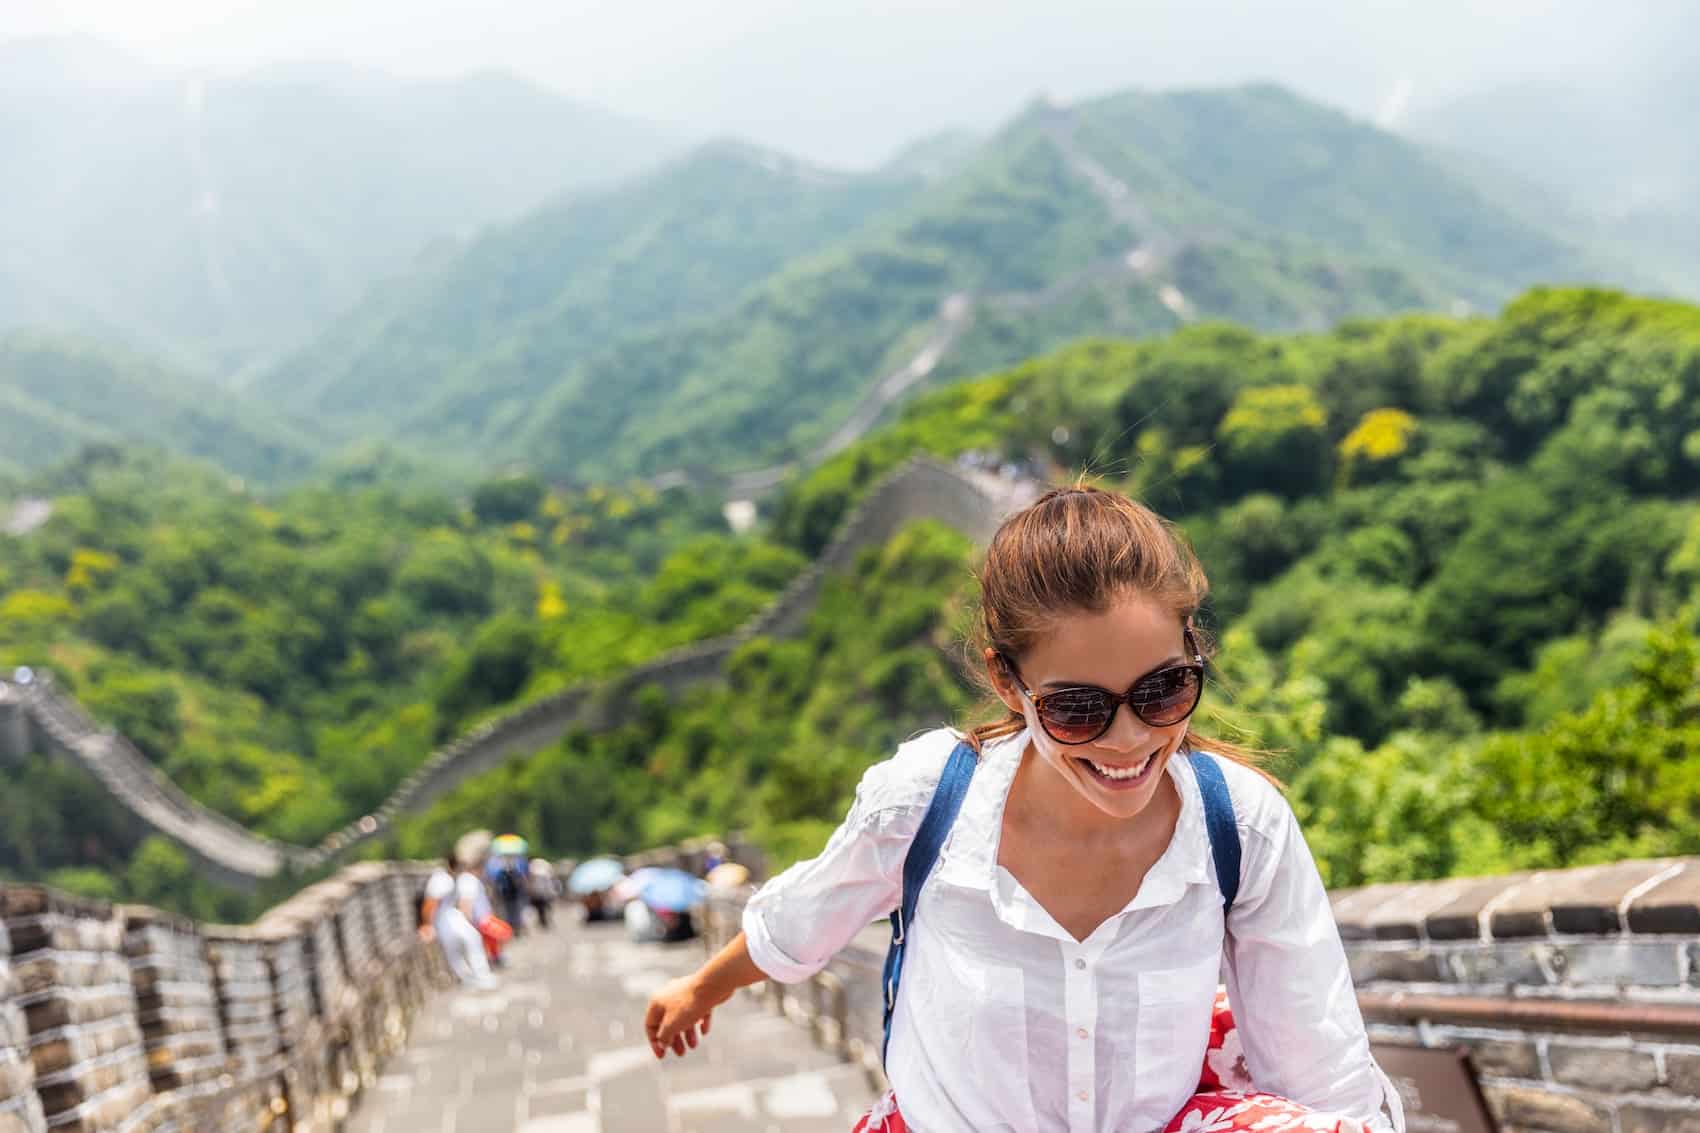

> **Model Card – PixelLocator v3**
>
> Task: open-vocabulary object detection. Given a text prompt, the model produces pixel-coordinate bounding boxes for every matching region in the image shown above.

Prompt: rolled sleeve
[742,894,819,983]
[1225,798,1405,1132]
[742,800,925,983]
[740,738,952,983]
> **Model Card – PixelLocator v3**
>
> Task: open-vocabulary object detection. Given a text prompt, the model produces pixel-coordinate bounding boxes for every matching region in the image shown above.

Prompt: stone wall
[696,854,1700,1133]
[1334,860,1700,1133]
[0,863,445,1133]
[0,458,1036,887]
[0,898,48,1133]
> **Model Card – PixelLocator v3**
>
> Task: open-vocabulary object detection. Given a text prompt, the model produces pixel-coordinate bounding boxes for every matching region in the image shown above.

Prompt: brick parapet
[0,863,444,1132]
[1327,860,1700,1131]
[690,853,1700,1132]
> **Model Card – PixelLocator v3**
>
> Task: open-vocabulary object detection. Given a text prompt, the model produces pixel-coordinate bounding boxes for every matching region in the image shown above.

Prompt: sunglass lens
[1131,666,1201,726]
[1038,688,1116,744]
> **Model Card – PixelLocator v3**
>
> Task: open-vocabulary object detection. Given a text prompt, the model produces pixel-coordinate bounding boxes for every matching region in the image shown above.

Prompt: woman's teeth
[1087,753,1153,781]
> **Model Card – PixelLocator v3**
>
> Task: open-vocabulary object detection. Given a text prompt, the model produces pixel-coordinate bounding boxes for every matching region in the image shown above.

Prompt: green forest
[0,447,804,914]
[4,300,1699,917]
[393,286,1700,887]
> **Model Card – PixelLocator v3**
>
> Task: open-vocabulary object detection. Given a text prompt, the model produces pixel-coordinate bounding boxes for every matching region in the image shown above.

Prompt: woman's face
[990,593,1192,822]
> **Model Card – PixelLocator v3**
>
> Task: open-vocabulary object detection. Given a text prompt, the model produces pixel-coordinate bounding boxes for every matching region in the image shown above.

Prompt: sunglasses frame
[997,631,1206,746]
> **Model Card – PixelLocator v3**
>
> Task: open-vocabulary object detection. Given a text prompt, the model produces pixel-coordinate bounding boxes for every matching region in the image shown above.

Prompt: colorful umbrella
[491,833,529,856]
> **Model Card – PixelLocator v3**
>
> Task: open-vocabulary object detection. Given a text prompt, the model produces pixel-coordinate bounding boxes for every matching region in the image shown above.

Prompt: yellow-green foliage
[1340,408,1419,463]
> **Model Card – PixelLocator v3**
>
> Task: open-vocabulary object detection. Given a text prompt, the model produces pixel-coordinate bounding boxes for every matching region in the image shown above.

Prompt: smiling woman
[645,482,1405,1132]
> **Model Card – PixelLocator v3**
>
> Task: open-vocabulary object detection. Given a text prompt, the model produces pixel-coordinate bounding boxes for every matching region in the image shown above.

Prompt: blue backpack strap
[1189,751,1241,914]
[881,739,978,1063]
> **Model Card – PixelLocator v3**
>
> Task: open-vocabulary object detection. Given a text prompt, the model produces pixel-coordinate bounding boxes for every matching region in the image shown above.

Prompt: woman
[645,485,1403,1131]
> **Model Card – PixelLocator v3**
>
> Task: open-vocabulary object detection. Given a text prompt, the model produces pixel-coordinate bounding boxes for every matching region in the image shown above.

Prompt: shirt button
[1078,1090,1090,1102]
[1074,958,1087,970]
[1077,1027,1089,1039]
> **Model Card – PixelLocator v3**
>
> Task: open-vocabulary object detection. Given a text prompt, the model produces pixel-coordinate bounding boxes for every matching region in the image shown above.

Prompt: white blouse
[743,727,1403,1133]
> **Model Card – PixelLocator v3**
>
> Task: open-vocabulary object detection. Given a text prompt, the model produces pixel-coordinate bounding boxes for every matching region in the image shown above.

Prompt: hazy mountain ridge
[1,65,1673,486]
[0,38,684,378]
[255,142,926,444]
[269,82,1609,481]
[1408,68,1700,294]
[0,332,322,481]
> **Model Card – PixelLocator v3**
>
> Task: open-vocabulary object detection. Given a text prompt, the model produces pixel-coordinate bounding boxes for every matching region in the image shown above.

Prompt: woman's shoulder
[853,726,970,815]
[1188,750,1292,838]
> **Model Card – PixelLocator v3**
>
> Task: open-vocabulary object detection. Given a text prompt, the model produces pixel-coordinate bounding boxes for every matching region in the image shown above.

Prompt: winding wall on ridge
[0,458,1037,888]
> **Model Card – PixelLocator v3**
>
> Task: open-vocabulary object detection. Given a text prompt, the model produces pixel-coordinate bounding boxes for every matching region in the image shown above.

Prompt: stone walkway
[344,913,879,1133]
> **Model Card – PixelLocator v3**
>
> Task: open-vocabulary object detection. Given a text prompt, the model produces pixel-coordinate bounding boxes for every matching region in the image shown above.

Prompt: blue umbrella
[567,857,626,896]
[637,868,708,914]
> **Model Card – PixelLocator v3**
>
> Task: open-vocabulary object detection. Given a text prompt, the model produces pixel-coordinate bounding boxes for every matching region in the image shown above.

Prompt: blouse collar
[966,729,1219,941]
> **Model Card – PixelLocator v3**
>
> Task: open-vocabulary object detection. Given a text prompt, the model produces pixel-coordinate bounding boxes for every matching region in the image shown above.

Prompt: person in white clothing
[646,484,1406,1132]
[419,852,496,990]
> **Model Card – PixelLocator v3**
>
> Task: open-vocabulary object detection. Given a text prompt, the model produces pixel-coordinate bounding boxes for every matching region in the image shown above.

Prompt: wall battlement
[0,863,439,1133]
[686,854,1700,1133]
[8,848,1700,1130]
[0,458,1035,888]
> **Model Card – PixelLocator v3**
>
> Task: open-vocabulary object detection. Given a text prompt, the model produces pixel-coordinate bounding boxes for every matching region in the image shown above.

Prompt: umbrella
[491,833,529,856]
[567,857,626,896]
[455,829,493,869]
[706,862,751,890]
[636,868,708,914]
[608,867,660,907]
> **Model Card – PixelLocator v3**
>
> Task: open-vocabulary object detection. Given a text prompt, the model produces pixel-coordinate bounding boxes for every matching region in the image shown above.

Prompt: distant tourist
[462,859,510,966]
[644,484,1404,1132]
[489,853,530,938]
[527,858,558,931]
[420,852,496,990]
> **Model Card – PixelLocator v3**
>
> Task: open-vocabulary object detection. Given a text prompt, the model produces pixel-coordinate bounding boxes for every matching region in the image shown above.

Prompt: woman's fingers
[645,999,668,1058]
[701,1009,712,1036]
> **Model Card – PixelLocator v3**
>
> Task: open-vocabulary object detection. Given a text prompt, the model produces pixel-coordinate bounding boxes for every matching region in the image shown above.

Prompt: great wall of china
[0,458,1037,888]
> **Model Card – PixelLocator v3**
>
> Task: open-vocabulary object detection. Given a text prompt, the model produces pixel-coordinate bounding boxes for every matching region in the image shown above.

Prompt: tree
[1216,384,1330,497]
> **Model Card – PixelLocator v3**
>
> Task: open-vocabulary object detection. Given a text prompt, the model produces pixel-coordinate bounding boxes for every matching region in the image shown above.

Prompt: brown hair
[964,482,1273,781]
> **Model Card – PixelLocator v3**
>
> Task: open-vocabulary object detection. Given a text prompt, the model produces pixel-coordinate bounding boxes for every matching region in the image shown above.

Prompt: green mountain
[0,332,321,481]
[0,38,683,378]
[254,143,923,449]
[267,82,1603,483]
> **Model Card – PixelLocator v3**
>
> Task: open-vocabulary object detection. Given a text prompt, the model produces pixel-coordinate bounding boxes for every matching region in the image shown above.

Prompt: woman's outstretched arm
[645,930,766,1058]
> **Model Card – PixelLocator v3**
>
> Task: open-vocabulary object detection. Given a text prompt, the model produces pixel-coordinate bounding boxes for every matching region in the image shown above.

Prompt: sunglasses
[998,636,1205,745]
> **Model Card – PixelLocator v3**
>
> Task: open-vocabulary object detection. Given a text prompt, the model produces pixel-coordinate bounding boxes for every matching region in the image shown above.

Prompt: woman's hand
[645,973,731,1058]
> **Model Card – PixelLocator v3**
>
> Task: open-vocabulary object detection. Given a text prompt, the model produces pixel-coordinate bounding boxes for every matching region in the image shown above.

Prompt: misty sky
[7,0,1692,167]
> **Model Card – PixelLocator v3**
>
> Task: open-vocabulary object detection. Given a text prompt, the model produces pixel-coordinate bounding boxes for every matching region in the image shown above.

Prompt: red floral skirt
[854,991,1366,1133]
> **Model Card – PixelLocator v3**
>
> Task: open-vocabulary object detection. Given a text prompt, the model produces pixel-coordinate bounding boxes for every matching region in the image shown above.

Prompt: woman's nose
[1098,700,1153,752]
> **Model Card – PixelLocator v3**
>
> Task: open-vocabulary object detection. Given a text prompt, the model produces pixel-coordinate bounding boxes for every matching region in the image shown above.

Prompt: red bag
[477,915,512,961]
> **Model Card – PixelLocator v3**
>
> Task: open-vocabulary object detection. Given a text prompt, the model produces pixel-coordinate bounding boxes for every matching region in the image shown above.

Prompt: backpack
[879,741,1243,1063]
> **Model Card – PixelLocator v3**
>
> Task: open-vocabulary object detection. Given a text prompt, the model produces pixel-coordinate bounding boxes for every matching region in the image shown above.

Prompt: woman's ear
[985,648,1025,715]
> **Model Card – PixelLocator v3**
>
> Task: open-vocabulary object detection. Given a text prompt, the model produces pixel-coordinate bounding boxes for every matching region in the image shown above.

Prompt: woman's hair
[964,482,1271,779]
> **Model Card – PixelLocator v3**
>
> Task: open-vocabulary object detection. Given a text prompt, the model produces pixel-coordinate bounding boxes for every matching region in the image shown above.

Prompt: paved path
[345,914,879,1133]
